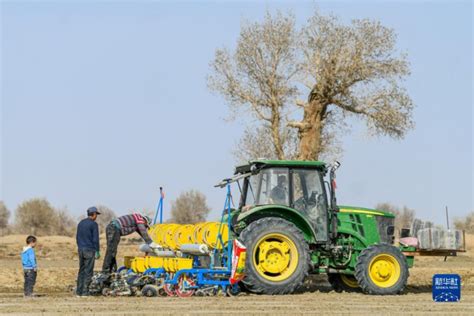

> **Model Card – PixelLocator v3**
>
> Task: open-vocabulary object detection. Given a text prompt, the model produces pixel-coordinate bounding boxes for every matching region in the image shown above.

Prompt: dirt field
[0,234,473,315]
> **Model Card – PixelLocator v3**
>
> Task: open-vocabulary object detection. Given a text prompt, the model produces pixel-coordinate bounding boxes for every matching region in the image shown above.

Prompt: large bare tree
[209,11,414,161]
[209,12,299,160]
[233,125,299,162]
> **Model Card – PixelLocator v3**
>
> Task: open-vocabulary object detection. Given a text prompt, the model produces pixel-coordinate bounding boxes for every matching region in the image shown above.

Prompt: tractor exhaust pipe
[329,161,341,240]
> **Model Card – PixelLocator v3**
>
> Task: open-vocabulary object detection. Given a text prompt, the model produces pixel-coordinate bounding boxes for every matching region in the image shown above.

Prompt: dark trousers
[23,269,37,296]
[102,223,121,273]
[76,249,95,295]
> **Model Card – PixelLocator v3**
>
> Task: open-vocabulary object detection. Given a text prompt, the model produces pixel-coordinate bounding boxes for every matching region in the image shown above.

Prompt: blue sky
[1,1,472,225]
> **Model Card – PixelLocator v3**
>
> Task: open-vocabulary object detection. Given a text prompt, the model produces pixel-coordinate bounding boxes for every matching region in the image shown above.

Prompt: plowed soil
[0,234,473,315]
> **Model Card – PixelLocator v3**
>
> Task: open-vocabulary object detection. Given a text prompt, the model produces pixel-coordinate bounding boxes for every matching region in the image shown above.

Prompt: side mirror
[331,161,341,172]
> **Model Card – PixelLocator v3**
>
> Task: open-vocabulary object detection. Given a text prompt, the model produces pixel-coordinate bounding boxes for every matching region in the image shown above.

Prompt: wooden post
[444,206,449,261]
[445,206,450,229]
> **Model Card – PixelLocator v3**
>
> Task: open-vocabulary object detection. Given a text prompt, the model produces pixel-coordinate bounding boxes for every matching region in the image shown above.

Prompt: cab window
[245,167,289,207]
[292,169,328,241]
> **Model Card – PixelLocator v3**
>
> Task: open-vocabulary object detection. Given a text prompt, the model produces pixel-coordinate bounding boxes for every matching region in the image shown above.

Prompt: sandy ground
[0,234,473,315]
[1,290,473,315]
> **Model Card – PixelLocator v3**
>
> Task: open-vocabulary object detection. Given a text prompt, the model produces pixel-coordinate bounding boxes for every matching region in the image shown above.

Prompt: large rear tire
[239,217,310,295]
[355,244,409,295]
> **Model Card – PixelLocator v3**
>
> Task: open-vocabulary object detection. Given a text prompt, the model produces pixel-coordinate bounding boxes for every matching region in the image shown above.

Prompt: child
[21,235,37,297]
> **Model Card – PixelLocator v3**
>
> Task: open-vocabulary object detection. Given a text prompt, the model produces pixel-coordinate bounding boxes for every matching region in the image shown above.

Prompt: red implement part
[175,274,196,298]
[163,283,177,296]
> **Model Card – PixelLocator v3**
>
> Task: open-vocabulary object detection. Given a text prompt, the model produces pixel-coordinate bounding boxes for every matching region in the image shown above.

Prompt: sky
[1,1,472,225]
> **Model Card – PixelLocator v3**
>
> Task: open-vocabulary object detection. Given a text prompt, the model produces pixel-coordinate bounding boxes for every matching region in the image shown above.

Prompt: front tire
[355,244,409,295]
[239,217,310,295]
[328,274,361,293]
[141,284,159,297]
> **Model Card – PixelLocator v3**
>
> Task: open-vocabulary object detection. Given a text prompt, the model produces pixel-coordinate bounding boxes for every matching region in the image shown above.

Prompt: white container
[417,228,464,250]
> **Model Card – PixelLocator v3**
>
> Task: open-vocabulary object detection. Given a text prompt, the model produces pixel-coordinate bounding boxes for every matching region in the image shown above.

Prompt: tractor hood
[338,205,395,218]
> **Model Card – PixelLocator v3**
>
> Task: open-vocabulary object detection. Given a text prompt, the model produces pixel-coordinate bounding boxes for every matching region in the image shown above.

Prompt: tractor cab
[235,160,335,242]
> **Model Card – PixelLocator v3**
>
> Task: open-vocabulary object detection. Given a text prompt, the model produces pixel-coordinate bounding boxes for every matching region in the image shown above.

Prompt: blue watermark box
[432,274,461,302]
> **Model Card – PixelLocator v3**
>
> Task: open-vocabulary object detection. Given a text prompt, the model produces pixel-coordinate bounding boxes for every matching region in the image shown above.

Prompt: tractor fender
[236,205,317,243]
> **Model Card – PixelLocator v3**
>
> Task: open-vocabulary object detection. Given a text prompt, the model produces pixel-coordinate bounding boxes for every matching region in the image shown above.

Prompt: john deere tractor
[230,160,412,295]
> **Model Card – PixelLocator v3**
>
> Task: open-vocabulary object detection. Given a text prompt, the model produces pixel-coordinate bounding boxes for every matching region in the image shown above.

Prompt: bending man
[102,213,159,273]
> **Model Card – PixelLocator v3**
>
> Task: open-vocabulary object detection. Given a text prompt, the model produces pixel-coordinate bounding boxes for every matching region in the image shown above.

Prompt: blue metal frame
[212,181,232,270]
[129,182,235,292]
[153,187,164,224]
[166,268,231,287]
[143,267,165,276]
[164,181,234,288]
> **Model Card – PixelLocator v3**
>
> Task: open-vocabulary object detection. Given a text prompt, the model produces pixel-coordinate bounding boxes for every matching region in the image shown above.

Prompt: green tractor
[229,160,413,295]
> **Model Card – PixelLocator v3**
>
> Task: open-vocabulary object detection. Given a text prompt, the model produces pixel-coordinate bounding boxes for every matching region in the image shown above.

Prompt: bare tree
[209,11,414,161]
[15,198,57,235]
[375,202,399,215]
[454,212,474,233]
[0,201,10,230]
[209,12,299,160]
[170,190,211,224]
[233,125,299,162]
[376,202,416,231]
[54,207,76,236]
[398,206,416,229]
[96,205,117,231]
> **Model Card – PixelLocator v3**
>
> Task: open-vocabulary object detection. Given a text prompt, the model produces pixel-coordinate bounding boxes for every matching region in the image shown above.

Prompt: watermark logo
[432,274,461,302]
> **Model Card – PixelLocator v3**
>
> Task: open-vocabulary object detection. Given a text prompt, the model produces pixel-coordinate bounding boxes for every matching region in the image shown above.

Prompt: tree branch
[287,120,306,129]
[295,99,307,107]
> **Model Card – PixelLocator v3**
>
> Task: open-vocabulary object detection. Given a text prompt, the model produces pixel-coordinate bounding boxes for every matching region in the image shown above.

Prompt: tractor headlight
[387,225,395,236]
[400,228,411,238]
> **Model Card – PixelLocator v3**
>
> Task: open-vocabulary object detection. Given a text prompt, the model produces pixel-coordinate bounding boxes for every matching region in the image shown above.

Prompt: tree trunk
[297,100,326,161]
[270,107,285,160]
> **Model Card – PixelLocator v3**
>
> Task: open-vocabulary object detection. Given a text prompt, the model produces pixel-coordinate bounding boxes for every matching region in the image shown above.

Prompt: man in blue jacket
[76,206,100,297]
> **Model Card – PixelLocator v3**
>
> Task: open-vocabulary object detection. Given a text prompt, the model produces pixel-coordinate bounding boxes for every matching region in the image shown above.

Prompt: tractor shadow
[403,285,433,294]
[296,275,433,295]
[297,275,338,294]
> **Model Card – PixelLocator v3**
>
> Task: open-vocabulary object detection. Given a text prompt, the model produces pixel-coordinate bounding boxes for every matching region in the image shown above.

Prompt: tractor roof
[235,159,326,174]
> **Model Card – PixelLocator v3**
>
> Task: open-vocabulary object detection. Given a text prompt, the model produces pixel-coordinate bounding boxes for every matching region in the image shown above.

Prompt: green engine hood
[338,205,395,218]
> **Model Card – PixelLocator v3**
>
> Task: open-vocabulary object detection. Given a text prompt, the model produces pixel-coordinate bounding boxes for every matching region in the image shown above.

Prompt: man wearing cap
[75,206,101,297]
[102,213,159,273]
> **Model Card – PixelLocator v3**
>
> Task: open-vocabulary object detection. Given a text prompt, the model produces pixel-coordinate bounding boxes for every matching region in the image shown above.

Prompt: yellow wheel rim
[164,224,181,250]
[204,222,229,249]
[193,223,208,244]
[368,254,401,288]
[175,224,194,248]
[341,275,359,288]
[253,233,298,282]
